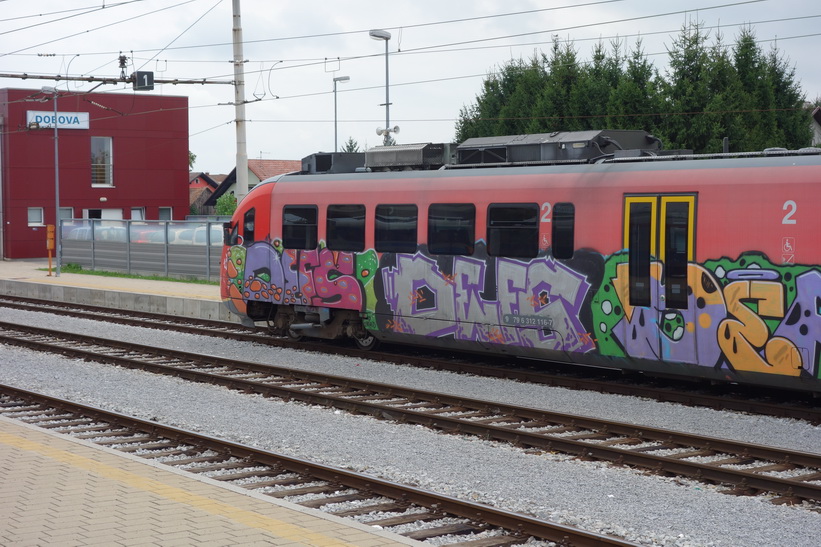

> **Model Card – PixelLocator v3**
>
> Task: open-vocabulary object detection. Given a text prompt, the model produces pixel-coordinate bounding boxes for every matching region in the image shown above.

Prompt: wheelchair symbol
[782,237,795,253]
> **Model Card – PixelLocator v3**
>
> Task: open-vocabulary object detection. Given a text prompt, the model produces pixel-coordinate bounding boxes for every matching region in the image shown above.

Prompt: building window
[131,207,145,220]
[375,204,417,253]
[327,204,365,251]
[487,203,539,258]
[27,207,44,226]
[158,207,173,221]
[428,203,475,255]
[91,136,113,186]
[59,207,73,221]
[282,205,317,249]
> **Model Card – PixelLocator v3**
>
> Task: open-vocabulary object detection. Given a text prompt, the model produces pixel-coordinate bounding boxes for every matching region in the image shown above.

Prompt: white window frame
[91,136,113,187]
[131,207,145,220]
[158,207,173,221]
[27,207,45,226]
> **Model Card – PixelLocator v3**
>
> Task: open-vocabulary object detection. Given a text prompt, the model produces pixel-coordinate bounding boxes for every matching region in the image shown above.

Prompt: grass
[46,263,219,285]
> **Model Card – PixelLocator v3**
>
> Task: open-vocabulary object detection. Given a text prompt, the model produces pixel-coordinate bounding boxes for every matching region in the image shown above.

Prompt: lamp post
[369,29,393,145]
[333,75,350,152]
[42,86,61,277]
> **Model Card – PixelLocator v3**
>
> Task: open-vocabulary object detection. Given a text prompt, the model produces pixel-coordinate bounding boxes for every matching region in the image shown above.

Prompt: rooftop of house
[203,159,302,207]
[248,159,302,180]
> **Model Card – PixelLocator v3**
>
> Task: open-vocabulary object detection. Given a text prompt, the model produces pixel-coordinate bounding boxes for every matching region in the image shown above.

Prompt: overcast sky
[2,0,819,174]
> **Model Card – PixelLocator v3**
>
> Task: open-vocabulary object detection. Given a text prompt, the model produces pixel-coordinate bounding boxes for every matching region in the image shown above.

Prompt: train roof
[292,129,821,177]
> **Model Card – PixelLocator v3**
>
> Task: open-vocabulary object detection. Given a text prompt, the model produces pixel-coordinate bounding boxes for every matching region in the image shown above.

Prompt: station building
[0,88,189,259]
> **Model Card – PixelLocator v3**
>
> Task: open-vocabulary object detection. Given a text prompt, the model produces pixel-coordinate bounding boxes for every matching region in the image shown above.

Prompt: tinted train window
[375,204,417,253]
[243,208,255,245]
[282,205,318,249]
[487,203,539,258]
[551,202,575,259]
[428,203,475,255]
[628,201,652,307]
[327,204,365,251]
[664,201,690,309]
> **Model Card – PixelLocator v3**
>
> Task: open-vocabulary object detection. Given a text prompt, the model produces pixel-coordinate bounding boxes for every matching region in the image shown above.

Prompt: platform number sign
[132,71,154,91]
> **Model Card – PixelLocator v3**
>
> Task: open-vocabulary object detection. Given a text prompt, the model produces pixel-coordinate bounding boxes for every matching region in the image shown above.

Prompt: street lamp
[42,86,61,277]
[333,75,350,152]
[369,29,397,145]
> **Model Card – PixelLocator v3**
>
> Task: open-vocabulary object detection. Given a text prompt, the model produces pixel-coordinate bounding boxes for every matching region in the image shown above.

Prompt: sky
[2,0,819,175]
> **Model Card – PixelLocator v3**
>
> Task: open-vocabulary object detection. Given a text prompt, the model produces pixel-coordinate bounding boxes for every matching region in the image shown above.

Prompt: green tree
[764,46,811,148]
[657,22,713,151]
[700,29,750,152]
[568,40,622,131]
[215,193,237,216]
[715,27,769,151]
[456,59,542,141]
[528,39,582,133]
[454,22,810,153]
[341,137,361,153]
[188,150,197,169]
[606,40,661,131]
[497,57,547,135]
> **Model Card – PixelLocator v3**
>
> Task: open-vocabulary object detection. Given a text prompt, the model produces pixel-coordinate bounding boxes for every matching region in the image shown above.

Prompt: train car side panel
[220,154,821,393]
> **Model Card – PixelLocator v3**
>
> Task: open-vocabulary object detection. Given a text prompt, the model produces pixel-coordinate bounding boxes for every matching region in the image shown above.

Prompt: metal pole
[384,39,390,145]
[232,0,249,199]
[368,30,391,145]
[52,91,61,277]
[332,76,349,152]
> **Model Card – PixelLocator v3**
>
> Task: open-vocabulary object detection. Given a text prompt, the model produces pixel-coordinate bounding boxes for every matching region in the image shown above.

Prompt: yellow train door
[622,195,697,363]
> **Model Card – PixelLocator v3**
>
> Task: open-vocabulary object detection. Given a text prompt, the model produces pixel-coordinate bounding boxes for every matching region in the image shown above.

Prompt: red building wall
[0,88,189,259]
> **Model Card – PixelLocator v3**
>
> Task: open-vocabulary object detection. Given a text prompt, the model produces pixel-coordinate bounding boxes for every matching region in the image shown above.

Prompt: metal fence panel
[59,219,225,282]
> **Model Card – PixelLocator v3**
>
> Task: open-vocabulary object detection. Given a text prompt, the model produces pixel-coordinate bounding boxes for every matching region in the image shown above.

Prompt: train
[220,130,821,394]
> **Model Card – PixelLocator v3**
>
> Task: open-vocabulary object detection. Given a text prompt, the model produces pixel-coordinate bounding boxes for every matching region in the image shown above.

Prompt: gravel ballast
[1,307,819,546]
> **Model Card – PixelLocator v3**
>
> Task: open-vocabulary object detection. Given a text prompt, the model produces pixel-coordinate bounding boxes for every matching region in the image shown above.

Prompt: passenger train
[221,130,821,394]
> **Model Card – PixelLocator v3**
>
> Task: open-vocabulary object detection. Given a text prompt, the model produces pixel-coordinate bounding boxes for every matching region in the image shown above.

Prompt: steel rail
[0,383,636,547]
[1,321,819,503]
[1,297,817,424]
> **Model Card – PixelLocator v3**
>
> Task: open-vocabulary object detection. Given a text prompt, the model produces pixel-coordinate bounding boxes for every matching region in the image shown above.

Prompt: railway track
[0,383,636,547]
[1,295,818,424]
[2,320,820,505]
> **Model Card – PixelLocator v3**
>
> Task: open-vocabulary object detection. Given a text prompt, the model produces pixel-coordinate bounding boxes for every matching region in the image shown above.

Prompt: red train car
[221,132,821,394]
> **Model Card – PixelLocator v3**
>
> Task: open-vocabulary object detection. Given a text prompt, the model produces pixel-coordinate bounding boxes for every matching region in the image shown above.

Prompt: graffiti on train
[592,253,819,377]
[223,242,377,314]
[225,242,819,379]
[379,252,595,353]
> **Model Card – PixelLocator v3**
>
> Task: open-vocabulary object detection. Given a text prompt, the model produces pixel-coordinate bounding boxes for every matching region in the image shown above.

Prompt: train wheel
[353,332,379,351]
[286,328,305,342]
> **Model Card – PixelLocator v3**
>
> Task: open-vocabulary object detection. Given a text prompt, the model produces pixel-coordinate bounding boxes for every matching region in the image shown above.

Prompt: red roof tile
[248,159,302,180]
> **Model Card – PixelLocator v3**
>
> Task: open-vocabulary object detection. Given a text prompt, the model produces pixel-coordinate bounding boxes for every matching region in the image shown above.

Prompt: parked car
[193,225,223,246]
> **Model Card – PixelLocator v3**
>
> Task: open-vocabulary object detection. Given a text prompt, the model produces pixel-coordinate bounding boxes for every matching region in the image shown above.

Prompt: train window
[551,203,575,259]
[375,204,417,253]
[428,203,475,255]
[243,208,255,245]
[282,205,318,249]
[327,204,365,251]
[664,201,690,309]
[487,203,539,258]
[628,201,652,307]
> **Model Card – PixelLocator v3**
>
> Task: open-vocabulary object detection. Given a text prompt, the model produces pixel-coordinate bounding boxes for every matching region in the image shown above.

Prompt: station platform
[0,258,238,323]
[0,416,420,546]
